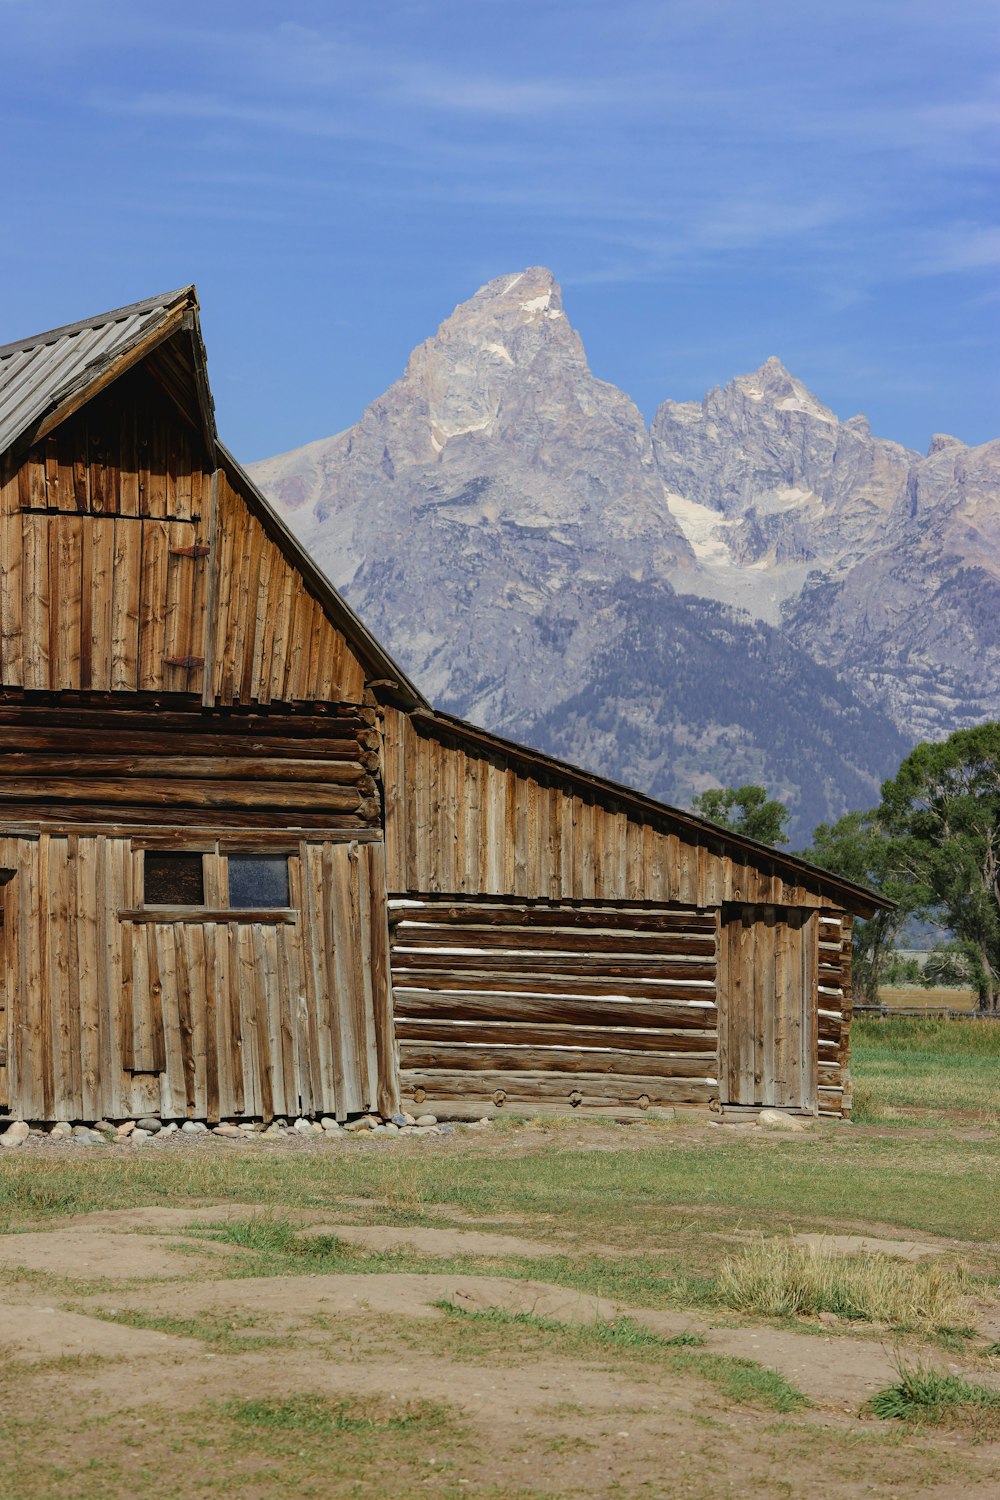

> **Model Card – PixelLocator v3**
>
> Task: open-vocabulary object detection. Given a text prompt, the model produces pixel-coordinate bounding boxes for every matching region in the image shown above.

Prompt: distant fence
[854,1007,999,1020]
[855,983,992,1021]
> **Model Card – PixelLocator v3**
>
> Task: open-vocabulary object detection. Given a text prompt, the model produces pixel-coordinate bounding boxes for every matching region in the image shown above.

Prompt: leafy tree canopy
[800,808,916,1004]
[800,723,1000,1010]
[691,784,789,847]
[879,723,1000,1011]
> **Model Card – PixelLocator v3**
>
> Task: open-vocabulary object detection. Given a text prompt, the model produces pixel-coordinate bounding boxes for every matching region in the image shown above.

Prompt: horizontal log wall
[0,832,396,1122]
[390,898,719,1110]
[0,702,382,831]
[0,363,368,704]
[383,709,842,910]
[817,913,852,1118]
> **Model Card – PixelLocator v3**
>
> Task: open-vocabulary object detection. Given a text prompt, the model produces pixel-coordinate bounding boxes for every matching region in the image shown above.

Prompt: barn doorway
[718,904,818,1112]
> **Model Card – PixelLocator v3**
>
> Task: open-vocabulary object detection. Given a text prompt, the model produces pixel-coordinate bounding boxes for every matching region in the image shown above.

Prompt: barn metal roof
[0,286,197,458]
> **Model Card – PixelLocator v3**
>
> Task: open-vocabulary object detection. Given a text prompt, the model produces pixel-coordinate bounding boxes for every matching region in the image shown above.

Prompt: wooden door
[718,904,817,1110]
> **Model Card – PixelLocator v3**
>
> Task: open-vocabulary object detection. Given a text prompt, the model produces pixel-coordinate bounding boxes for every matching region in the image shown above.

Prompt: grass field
[852,1014,1000,1123]
[0,1017,997,1498]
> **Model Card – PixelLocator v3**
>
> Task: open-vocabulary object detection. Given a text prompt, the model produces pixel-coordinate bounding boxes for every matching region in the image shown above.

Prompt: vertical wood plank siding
[383,709,839,912]
[0,366,367,705]
[390,899,718,1109]
[0,833,389,1122]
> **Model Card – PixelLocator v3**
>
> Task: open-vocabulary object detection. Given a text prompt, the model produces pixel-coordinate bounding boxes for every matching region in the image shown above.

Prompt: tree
[800,808,916,1004]
[879,724,1000,1012]
[691,784,789,846]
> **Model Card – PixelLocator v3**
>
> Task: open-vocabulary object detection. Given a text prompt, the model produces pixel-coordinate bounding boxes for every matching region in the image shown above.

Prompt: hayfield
[876,985,978,1011]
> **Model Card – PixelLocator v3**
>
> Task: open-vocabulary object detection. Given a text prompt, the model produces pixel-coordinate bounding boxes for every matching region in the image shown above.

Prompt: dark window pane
[228,855,290,910]
[145,853,204,906]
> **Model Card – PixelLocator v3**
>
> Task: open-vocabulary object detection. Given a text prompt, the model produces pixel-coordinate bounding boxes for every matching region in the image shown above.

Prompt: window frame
[126,841,298,924]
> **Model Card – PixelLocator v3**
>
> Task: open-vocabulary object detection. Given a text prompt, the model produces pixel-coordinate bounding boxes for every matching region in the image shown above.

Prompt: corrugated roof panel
[0,288,194,458]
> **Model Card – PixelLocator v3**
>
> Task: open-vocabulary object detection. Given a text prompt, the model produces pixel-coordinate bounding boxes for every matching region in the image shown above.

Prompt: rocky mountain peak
[928,432,966,456]
[398,266,589,461]
[727,357,838,424]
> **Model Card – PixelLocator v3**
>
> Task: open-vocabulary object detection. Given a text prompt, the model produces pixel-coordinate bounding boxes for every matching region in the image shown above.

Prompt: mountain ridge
[249,267,998,842]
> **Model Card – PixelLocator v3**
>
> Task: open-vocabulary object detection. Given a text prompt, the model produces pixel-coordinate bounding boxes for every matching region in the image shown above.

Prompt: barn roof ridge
[0,286,196,361]
[0,286,202,459]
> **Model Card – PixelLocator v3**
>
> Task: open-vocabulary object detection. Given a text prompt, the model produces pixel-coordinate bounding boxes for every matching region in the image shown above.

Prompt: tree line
[691,723,1000,1012]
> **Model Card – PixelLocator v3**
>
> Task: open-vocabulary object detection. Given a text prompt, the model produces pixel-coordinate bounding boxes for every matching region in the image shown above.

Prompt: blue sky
[2,0,997,460]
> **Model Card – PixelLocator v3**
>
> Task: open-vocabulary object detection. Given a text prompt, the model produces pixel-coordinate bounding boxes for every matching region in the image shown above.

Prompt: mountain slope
[651,362,1000,738]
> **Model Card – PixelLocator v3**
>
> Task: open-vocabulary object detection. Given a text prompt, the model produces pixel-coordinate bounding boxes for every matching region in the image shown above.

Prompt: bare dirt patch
[297,1223,572,1258]
[0,1227,240,1281]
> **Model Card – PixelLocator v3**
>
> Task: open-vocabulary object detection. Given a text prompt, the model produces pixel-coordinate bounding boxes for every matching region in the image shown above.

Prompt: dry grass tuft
[716,1238,969,1333]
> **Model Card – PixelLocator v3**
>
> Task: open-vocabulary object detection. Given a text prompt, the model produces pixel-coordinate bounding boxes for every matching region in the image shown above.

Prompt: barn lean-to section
[380,709,868,1119]
[0,286,882,1127]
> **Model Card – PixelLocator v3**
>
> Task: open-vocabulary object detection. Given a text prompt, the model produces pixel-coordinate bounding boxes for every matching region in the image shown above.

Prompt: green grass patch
[225,1393,450,1435]
[867,1362,1000,1434]
[434,1301,704,1350]
[852,1016,1000,1122]
[93,1305,284,1354]
[3,1124,998,1246]
[433,1300,804,1412]
[681,1352,809,1413]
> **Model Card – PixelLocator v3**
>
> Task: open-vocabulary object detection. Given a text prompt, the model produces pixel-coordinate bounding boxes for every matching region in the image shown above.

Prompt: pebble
[213,1123,241,1137]
[263,1124,284,1138]
[160,1122,179,1135]
[320,1117,339,1132]
[389,1112,409,1127]
[181,1120,207,1135]
[415,1115,437,1127]
[0,1120,29,1149]
[437,1124,455,1136]
[117,1121,136,1138]
[73,1127,107,1145]
[92,1120,115,1134]
[131,1129,154,1143]
[137,1117,162,1134]
[293,1118,313,1132]
[238,1123,258,1134]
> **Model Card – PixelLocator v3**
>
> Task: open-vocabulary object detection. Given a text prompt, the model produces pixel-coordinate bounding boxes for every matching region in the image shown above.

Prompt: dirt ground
[1,1120,999,1499]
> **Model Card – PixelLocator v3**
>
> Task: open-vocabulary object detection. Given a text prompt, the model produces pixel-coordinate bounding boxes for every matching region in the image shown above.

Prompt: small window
[144,853,205,906]
[228,855,290,910]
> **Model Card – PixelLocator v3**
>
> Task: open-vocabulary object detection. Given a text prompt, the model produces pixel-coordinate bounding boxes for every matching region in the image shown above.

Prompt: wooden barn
[0,288,886,1127]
